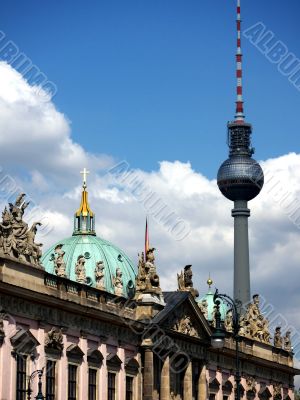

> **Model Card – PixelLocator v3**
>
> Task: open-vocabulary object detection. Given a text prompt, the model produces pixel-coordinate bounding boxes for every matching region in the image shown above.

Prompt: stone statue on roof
[75,255,87,284]
[53,244,67,278]
[95,261,105,290]
[224,309,234,333]
[135,252,147,292]
[283,330,292,352]
[239,294,271,344]
[0,194,43,265]
[113,267,123,296]
[199,299,208,319]
[135,247,164,304]
[274,327,283,348]
[144,248,161,293]
[177,265,199,298]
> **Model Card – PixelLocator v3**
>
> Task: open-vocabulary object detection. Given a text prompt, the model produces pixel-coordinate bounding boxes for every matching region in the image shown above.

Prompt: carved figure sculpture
[239,294,270,344]
[283,330,292,352]
[224,309,234,333]
[256,315,271,343]
[248,294,260,321]
[273,383,282,399]
[45,327,64,352]
[145,248,158,286]
[113,267,123,296]
[177,265,199,298]
[274,327,283,348]
[135,252,147,292]
[0,194,43,265]
[144,248,161,292]
[211,305,217,328]
[26,222,43,264]
[54,244,67,277]
[177,271,185,291]
[95,261,105,289]
[175,315,198,337]
[199,299,208,319]
[246,376,256,393]
[75,255,87,284]
[0,208,13,256]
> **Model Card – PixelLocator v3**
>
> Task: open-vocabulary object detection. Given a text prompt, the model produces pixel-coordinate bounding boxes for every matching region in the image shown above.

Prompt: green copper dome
[198,280,228,322]
[42,235,136,296]
[41,170,136,297]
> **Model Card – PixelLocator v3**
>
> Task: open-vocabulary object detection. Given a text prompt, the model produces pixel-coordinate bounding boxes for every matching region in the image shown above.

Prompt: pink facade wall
[0,314,295,400]
[206,367,294,400]
[0,314,140,400]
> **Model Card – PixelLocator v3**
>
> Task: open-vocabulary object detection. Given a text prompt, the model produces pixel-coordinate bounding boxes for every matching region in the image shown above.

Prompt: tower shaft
[232,200,250,306]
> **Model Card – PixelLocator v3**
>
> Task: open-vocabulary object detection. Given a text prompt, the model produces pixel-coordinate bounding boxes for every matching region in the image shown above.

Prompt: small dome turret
[198,278,227,322]
[73,168,95,235]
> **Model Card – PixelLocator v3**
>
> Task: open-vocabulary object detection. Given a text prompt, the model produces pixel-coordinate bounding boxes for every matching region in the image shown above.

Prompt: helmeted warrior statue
[177,265,199,298]
[0,194,43,265]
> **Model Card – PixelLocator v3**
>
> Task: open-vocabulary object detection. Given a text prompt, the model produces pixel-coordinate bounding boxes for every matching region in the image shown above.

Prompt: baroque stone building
[0,1,298,398]
[0,183,298,400]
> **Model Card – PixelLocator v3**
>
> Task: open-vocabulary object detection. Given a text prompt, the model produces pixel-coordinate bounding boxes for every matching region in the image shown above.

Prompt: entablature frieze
[0,292,140,346]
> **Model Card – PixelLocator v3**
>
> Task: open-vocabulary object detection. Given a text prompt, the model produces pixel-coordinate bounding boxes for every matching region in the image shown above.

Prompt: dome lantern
[73,168,96,236]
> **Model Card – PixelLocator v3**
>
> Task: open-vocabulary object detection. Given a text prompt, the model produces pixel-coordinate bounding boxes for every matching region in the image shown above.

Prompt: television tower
[217,0,264,307]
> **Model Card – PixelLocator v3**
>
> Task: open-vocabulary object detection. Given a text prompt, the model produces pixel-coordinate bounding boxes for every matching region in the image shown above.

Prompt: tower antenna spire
[235,0,245,123]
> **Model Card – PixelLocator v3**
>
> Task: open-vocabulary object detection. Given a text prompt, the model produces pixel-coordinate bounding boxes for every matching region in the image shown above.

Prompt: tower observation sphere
[217,122,264,201]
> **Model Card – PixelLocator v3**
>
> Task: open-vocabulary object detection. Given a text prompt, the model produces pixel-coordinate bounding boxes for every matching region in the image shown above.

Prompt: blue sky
[1,1,300,362]
[1,0,300,178]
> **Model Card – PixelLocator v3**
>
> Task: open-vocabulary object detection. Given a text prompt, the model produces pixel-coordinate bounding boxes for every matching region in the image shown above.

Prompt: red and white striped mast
[235,0,245,123]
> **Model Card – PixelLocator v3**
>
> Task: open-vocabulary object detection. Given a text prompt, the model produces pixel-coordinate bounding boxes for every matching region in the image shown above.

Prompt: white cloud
[0,61,113,186]
[1,63,300,363]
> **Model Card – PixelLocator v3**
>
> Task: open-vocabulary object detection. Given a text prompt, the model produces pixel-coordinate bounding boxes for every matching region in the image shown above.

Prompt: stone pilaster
[137,352,143,400]
[118,346,126,400]
[57,332,67,400]
[184,361,193,400]
[143,347,154,400]
[198,364,207,400]
[79,335,88,400]
[99,341,108,400]
[160,356,170,400]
